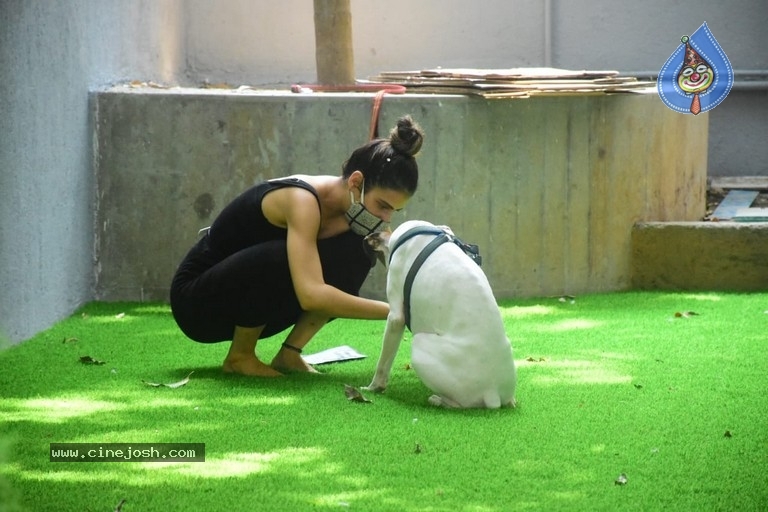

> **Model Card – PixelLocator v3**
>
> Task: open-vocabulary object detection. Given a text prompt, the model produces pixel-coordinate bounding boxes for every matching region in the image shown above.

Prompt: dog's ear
[363,232,391,268]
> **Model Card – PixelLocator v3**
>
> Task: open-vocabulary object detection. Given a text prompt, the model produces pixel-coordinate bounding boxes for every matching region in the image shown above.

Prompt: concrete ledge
[94,87,708,301]
[632,222,768,291]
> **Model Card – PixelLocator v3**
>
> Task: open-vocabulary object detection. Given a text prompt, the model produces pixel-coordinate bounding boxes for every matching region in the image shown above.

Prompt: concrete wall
[0,0,185,343]
[1,0,765,343]
[184,0,767,84]
[183,0,768,178]
[93,88,707,302]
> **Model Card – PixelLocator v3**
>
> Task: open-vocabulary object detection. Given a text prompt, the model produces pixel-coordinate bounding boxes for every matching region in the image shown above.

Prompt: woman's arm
[284,189,389,320]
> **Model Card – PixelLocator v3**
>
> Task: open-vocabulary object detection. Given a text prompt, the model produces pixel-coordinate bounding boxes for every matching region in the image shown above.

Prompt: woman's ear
[347,170,364,190]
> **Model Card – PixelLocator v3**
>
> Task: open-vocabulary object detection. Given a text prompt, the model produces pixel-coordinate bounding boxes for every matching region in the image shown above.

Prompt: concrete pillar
[313,0,355,85]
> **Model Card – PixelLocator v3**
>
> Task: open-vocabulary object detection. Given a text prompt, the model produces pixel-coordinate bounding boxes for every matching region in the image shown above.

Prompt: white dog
[364,220,517,409]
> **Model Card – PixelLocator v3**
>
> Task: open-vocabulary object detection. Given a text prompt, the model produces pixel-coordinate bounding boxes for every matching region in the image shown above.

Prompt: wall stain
[193,193,215,219]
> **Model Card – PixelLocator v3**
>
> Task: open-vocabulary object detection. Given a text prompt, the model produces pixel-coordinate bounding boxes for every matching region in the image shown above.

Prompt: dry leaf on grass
[79,355,106,365]
[62,337,78,344]
[674,311,699,318]
[143,371,194,389]
[344,384,372,403]
[615,473,628,485]
[114,498,127,512]
[525,357,547,362]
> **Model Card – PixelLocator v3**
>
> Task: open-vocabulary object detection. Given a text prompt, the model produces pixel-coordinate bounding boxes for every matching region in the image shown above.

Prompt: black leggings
[170,231,372,342]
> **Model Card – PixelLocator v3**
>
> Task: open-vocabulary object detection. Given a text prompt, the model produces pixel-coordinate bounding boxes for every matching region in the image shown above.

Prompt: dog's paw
[428,395,463,408]
[428,395,444,407]
[363,384,386,394]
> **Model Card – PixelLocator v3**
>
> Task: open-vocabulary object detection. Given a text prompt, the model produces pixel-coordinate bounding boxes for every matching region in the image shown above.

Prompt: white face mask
[345,181,388,236]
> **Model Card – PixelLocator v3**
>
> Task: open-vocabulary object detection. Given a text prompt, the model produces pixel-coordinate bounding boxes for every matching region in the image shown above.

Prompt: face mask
[345,181,388,236]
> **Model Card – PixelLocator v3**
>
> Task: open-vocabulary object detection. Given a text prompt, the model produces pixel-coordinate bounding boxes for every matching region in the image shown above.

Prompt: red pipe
[291,83,407,140]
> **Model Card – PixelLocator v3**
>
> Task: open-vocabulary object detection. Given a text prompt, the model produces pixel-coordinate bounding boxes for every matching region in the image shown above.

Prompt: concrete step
[632,222,768,291]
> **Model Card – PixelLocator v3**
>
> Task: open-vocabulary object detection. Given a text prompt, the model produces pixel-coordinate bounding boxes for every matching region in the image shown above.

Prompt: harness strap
[389,226,447,265]
[391,226,484,331]
[402,233,451,331]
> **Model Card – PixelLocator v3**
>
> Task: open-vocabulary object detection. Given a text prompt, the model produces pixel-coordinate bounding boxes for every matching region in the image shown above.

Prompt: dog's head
[364,221,458,268]
[364,231,392,268]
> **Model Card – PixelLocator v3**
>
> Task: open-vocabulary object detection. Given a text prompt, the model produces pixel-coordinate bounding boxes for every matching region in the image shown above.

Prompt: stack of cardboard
[365,67,654,98]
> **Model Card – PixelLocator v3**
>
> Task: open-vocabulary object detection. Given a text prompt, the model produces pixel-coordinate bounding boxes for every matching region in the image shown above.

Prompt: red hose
[290,83,406,94]
[290,83,407,139]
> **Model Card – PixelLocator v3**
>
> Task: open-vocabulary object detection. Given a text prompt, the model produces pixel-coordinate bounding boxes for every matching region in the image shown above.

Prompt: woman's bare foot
[223,325,282,376]
[223,354,283,377]
[270,348,319,374]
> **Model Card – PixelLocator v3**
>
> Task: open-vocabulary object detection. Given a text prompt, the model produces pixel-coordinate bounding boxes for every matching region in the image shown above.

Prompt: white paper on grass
[302,345,366,365]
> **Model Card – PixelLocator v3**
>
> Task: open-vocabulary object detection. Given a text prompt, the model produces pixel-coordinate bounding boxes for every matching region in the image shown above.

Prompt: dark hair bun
[389,115,424,157]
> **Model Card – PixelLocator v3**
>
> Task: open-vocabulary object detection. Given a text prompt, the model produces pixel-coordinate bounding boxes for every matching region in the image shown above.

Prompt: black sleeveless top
[174,177,320,282]
[210,178,319,256]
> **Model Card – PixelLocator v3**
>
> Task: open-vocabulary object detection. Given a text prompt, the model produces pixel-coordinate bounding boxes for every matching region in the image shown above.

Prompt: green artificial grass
[1,291,767,511]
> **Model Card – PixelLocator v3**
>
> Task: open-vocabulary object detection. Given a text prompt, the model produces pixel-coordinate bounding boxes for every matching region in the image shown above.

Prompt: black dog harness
[389,226,482,331]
